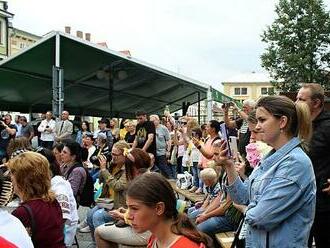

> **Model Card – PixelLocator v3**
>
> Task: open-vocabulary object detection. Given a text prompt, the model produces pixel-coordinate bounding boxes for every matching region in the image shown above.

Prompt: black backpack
[66,163,94,207]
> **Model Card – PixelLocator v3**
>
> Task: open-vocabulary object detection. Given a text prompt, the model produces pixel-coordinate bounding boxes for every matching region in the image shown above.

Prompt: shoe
[78,219,88,230]
[195,188,203,194]
[79,225,91,233]
[189,186,197,192]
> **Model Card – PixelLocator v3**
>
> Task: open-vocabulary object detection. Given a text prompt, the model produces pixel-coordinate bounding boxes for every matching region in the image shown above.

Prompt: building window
[261,87,274,95]
[261,87,268,95]
[234,87,248,95]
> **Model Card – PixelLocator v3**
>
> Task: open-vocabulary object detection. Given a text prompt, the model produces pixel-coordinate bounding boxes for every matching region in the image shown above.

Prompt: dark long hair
[127,172,213,247]
[36,147,61,177]
[125,148,151,181]
[63,141,82,163]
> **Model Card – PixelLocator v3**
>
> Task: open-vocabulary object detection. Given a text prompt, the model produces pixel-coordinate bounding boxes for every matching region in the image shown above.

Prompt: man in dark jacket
[296,83,330,248]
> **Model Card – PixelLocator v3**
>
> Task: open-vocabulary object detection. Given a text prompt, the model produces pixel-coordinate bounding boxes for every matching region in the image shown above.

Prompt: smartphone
[220,123,232,157]
[228,136,238,159]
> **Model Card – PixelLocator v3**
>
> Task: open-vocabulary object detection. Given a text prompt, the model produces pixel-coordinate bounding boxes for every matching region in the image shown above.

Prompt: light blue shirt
[227,137,316,248]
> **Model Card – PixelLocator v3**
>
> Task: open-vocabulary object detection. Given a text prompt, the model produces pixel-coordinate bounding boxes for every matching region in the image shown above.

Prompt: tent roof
[0,31,208,118]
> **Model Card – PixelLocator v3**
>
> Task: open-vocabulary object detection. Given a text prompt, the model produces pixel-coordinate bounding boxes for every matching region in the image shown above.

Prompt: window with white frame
[261,87,274,95]
[234,87,248,95]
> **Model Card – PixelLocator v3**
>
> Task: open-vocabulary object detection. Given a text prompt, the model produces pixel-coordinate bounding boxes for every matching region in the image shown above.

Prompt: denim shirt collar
[259,137,301,171]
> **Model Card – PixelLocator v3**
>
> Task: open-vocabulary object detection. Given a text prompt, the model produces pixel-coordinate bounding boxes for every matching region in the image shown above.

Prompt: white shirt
[51,176,79,224]
[38,119,56,141]
[85,145,96,169]
[0,208,34,248]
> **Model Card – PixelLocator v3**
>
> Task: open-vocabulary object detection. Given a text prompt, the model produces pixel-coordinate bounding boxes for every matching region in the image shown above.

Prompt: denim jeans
[155,155,172,179]
[86,206,114,238]
[191,162,199,187]
[187,206,204,219]
[197,215,237,236]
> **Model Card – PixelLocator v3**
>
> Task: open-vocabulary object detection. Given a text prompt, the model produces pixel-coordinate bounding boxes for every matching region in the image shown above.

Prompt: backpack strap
[22,204,36,244]
[65,163,81,180]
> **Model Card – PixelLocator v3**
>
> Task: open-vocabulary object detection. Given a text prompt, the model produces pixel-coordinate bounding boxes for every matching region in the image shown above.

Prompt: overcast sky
[8,0,330,89]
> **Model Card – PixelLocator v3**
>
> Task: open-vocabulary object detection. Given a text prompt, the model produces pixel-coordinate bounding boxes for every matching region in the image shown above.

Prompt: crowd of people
[0,83,329,248]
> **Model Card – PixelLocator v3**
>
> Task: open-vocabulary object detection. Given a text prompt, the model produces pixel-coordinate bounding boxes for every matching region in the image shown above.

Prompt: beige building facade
[222,72,276,102]
[9,27,41,55]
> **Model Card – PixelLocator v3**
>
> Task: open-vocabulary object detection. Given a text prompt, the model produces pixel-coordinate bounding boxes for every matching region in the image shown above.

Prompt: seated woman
[8,152,65,248]
[95,148,152,248]
[60,141,87,203]
[0,168,33,248]
[187,167,221,219]
[125,172,212,247]
[37,148,78,247]
[83,141,130,240]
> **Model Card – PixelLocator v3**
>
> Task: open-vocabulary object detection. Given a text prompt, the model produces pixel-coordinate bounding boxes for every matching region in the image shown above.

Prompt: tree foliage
[261,0,330,91]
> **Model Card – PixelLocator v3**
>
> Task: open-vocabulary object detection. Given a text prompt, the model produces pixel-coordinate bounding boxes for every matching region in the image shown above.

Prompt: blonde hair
[113,140,130,154]
[200,167,218,181]
[7,152,55,202]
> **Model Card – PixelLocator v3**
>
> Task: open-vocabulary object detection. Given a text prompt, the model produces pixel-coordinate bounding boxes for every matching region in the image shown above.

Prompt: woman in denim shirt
[214,96,316,248]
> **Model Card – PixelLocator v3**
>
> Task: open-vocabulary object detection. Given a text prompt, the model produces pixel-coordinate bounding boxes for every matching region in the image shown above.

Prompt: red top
[148,235,206,248]
[12,199,65,248]
[0,236,18,248]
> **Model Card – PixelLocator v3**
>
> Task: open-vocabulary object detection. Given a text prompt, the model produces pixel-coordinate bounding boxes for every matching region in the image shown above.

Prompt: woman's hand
[213,140,235,167]
[192,137,200,147]
[195,213,208,224]
[234,152,247,178]
[107,209,124,220]
[98,155,107,170]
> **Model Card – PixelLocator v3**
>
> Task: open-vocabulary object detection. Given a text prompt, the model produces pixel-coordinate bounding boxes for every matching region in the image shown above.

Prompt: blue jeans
[187,207,204,219]
[155,155,172,178]
[197,215,237,236]
[191,162,199,187]
[86,206,113,238]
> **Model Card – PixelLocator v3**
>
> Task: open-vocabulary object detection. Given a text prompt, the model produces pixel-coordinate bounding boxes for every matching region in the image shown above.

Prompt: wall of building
[9,28,40,55]
[223,82,274,102]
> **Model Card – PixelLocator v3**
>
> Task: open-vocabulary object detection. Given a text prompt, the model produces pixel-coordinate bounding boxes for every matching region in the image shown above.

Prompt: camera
[90,150,111,167]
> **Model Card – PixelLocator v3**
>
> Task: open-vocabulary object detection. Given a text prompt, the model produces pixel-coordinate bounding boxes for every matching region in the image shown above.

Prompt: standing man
[55,110,73,143]
[0,114,17,162]
[150,114,171,178]
[38,111,56,149]
[132,110,156,156]
[296,83,330,248]
[19,116,34,142]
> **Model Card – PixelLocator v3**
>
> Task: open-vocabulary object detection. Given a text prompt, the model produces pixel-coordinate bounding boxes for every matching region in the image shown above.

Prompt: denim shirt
[226,137,316,248]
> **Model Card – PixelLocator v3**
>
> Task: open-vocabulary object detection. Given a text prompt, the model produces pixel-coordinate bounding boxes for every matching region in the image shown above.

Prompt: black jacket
[309,109,330,212]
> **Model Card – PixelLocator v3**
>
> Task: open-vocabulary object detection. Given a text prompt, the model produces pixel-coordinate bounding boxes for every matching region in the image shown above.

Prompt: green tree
[261,0,330,91]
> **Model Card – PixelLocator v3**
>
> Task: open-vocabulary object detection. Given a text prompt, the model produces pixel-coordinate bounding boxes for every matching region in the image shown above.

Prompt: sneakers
[78,220,91,233]
[194,188,203,194]
[79,225,91,233]
[189,186,198,192]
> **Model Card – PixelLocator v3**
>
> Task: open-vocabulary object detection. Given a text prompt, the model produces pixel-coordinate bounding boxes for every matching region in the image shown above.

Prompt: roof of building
[11,27,41,40]
[222,72,273,84]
